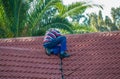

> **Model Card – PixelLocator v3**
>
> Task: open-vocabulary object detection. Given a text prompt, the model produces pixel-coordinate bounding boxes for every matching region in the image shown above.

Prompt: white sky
[63,0,120,19]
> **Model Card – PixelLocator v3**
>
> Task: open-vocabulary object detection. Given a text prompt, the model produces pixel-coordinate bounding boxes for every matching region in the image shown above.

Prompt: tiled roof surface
[0,31,120,79]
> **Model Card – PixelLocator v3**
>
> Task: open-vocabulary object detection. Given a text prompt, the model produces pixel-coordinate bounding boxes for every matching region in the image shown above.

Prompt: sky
[63,0,120,19]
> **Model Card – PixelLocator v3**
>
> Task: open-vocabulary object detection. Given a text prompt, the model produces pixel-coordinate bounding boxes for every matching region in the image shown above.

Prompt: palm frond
[72,23,97,34]
[62,2,90,17]
[29,0,61,30]
[45,16,73,33]
[31,16,73,35]
[92,4,103,10]
[1,0,32,37]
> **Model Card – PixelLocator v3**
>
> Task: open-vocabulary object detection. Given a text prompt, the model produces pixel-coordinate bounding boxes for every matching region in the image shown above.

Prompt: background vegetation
[0,0,120,38]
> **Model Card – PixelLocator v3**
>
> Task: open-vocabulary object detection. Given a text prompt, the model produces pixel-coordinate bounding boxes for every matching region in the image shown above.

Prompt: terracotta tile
[0,31,120,79]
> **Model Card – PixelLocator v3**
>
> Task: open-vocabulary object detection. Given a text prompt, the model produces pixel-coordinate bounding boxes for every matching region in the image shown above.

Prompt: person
[43,28,70,58]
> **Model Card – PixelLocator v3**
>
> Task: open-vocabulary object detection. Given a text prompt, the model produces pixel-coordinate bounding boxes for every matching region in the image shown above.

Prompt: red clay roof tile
[0,31,120,79]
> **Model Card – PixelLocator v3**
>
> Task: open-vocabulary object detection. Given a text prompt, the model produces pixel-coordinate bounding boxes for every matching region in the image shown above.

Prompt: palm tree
[28,0,100,35]
[0,0,33,38]
[0,0,101,38]
[111,7,120,30]
[27,0,75,36]
[30,0,87,34]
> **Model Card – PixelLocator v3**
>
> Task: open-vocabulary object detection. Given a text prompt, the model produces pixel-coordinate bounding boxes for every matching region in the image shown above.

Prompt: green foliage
[71,22,97,34]
[0,0,106,38]
[31,16,73,36]
[0,0,32,37]
[98,10,103,27]
[87,7,120,32]
[28,0,74,36]
[61,2,91,18]
[0,0,74,38]
[111,7,120,29]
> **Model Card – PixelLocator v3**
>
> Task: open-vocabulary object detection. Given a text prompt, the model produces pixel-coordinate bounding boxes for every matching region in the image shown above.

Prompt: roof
[0,31,120,79]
